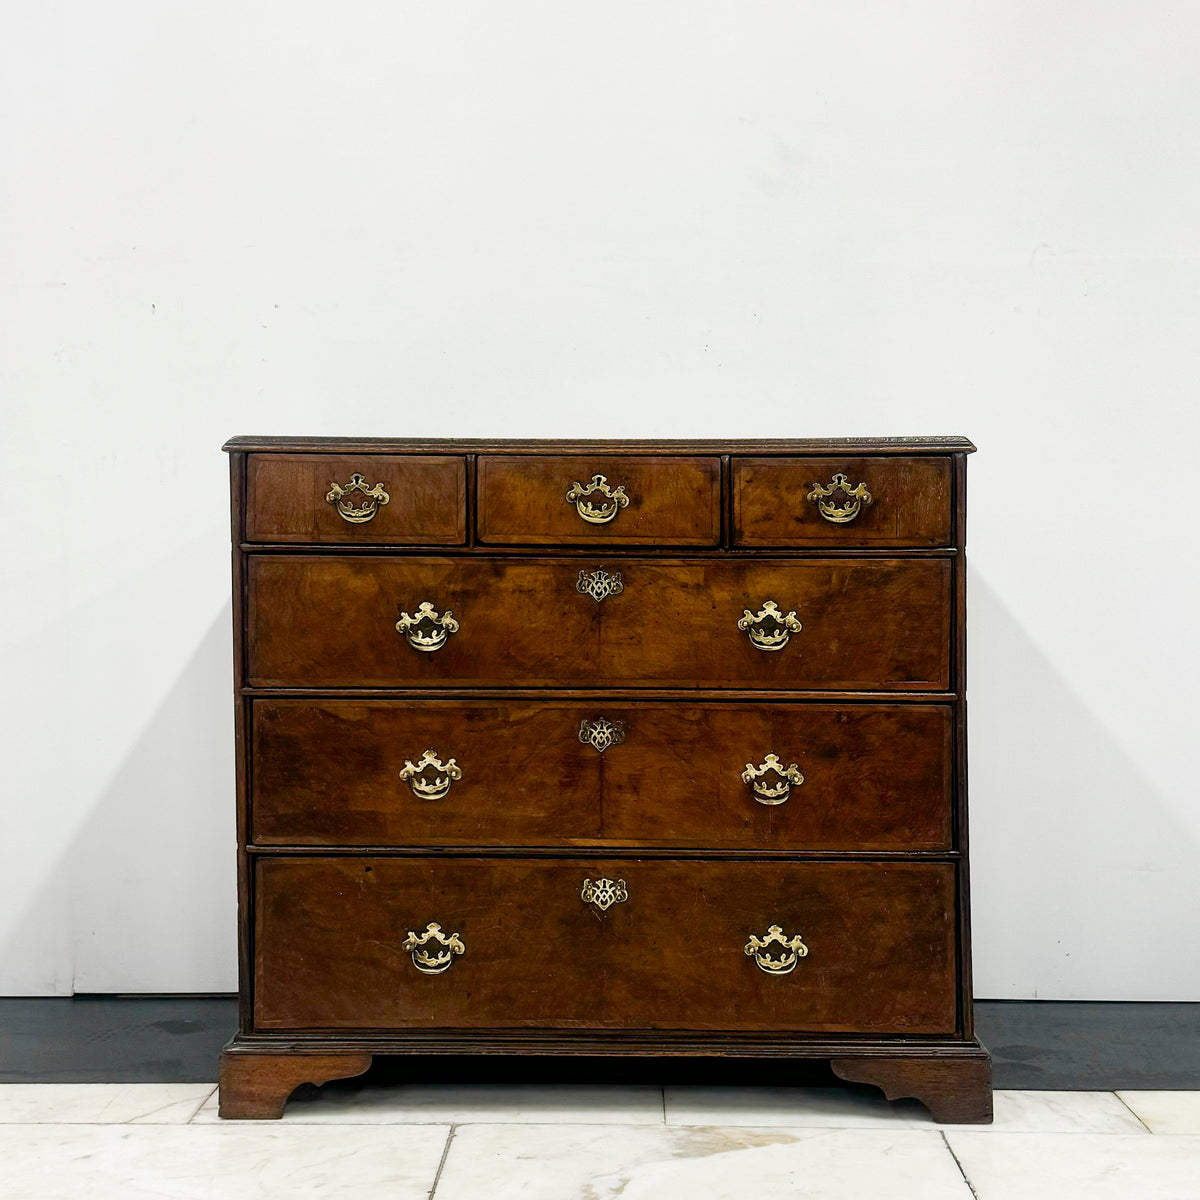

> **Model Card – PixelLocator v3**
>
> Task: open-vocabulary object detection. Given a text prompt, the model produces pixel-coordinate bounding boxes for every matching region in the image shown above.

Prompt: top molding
[223,436,976,455]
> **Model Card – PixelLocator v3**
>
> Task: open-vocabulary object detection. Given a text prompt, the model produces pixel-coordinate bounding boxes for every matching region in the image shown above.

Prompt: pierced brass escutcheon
[402,922,465,975]
[744,925,809,976]
[737,601,802,652]
[581,878,628,911]
[565,474,630,525]
[741,754,805,805]
[395,602,460,652]
[807,473,873,524]
[325,473,391,523]
[399,749,462,800]
[579,717,625,753]
[576,568,624,603]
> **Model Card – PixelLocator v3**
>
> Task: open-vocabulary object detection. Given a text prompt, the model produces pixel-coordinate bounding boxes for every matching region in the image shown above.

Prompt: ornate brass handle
[579,717,625,753]
[565,474,630,525]
[745,925,808,975]
[396,602,459,652]
[577,568,624,603]
[581,877,628,911]
[807,473,872,524]
[402,922,465,974]
[399,749,461,800]
[741,755,804,805]
[737,601,802,651]
[326,473,390,523]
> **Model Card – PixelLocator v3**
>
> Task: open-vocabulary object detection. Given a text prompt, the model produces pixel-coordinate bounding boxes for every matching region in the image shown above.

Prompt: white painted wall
[3,1,1198,999]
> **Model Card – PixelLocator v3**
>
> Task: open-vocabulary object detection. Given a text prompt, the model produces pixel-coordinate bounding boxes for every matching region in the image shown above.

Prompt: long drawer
[247,556,951,689]
[251,699,953,850]
[254,857,957,1033]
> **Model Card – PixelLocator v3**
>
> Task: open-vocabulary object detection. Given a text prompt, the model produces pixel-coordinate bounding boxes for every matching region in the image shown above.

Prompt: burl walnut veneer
[220,437,991,1123]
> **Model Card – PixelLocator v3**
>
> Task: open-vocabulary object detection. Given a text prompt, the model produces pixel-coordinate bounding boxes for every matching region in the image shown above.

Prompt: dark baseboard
[1,997,1197,1088]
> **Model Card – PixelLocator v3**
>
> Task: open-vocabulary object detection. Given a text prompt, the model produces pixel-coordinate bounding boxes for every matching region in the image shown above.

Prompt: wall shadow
[968,568,1198,999]
[1,606,237,998]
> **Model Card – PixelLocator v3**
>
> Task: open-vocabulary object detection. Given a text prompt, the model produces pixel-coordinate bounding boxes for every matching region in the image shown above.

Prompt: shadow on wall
[968,569,1197,999]
[2,607,237,996]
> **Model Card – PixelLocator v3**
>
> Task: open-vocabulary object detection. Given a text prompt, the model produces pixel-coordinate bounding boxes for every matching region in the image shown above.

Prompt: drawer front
[733,457,953,547]
[245,454,466,544]
[477,456,721,545]
[251,700,952,851]
[254,857,957,1033]
[247,556,951,689]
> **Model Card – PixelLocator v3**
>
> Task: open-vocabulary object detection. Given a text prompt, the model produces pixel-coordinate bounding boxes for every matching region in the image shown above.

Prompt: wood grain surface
[246,556,952,690]
[477,455,721,545]
[251,699,953,850]
[246,453,466,544]
[733,456,953,547]
[253,857,957,1034]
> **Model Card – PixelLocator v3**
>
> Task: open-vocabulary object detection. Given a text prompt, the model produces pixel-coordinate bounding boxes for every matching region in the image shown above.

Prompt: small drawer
[733,457,953,547]
[251,700,952,851]
[245,454,466,544]
[254,857,957,1033]
[477,455,721,545]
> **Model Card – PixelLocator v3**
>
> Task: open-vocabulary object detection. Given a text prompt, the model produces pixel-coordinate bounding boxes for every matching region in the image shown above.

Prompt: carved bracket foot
[831,1048,993,1124]
[218,1051,373,1119]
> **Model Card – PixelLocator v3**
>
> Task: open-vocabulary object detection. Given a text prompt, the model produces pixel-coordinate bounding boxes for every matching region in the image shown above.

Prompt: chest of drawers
[218,437,991,1123]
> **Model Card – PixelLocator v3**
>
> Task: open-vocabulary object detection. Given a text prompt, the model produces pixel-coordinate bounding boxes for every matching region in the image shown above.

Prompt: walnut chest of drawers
[219,437,992,1123]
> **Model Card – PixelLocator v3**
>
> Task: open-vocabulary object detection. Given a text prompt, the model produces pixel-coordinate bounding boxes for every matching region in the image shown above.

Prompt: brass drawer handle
[577,568,624,603]
[399,749,461,800]
[807,473,872,524]
[579,717,625,753]
[737,601,802,651]
[745,925,808,975]
[742,755,804,805]
[396,602,459,652]
[403,922,465,974]
[581,877,628,911]
[325,473,390,523]
[565,474,630,525]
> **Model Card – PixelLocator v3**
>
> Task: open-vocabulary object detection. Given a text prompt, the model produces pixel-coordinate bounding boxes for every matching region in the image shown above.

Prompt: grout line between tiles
[939,1131,980,1200]
[1112,1091,1155,1134]
[427,1124,458,1200]
[186,1117,674,1128]
[185,1086,218,1124]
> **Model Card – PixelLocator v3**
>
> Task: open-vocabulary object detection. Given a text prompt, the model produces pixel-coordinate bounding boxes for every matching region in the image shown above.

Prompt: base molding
[218,1033,991,1122]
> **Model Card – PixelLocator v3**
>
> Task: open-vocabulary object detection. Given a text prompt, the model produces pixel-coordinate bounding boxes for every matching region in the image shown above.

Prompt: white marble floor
[0,1083,1197,1199]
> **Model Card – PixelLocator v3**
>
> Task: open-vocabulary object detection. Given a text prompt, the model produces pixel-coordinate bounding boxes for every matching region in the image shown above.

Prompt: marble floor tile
[665,1086,1147,1133]
[0,1083,216,1124]
[194,1080,666,1125]
[988,1090,1151,1133]
[1116,1091,1200,1134]
[664,1084,933,1128]
[946,1131,1200,1200]
[433,1123,973,1200]
[0,1123,449,1200]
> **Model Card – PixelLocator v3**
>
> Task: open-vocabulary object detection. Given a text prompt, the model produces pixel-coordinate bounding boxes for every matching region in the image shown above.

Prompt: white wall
[3,1,1198,999]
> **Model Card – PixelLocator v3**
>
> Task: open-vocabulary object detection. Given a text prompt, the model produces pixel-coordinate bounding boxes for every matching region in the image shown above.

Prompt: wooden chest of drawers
[218,437,992,1123]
